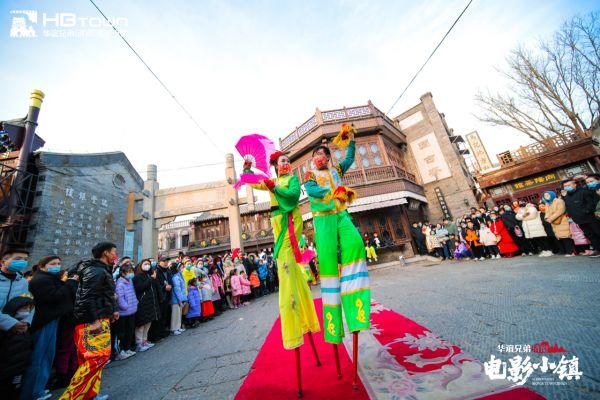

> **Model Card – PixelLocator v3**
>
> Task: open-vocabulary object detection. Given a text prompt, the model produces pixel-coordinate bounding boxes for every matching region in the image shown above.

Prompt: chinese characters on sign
[51,186,113,257]
[485,342,582,386]
[434,187,452,220]
[466,131,493,171]
[511,173,559,192]
[409,133,452,184]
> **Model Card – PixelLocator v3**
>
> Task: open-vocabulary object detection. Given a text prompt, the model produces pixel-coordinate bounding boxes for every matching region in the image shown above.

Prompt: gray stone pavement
[93,255,599,400]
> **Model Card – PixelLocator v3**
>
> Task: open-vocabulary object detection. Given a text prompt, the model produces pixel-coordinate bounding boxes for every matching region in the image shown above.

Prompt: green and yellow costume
[303,140,371,344]
[253,174,321,349]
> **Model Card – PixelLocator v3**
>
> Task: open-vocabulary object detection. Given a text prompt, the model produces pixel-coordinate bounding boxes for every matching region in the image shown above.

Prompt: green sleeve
[339,140,355,174]
[273,175,301,208]
[304,180,330,199]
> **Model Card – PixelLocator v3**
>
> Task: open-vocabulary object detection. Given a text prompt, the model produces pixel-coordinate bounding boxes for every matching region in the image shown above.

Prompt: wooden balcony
[496,132,592,167]
[342,165,417,187]
[478,131,599,188]
[280,102,406,155]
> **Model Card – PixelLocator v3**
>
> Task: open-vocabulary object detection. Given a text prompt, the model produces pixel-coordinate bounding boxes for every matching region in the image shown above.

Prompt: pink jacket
[240,276,252,295]
[569,222,590,246]
[210,274,223,301]
[230,275,242,296]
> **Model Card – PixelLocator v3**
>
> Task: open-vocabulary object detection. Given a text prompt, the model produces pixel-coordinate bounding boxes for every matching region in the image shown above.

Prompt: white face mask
[16,310,31,320]
[142,264,151,271]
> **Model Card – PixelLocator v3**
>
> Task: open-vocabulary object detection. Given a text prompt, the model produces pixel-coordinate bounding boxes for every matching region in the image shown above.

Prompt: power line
[87,0,224,154]
[386,0,474,116]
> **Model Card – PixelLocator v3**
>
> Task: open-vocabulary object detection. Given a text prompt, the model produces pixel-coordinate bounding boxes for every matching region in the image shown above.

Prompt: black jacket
[132,272,160,326]
[29,270,73,332]
[564,187,599,224]
[154,266,172,304]
[410,226,425,241]
[73,259,116,324]
[501,210,521,230]
[0,296,34,380]
[59,278,79,328]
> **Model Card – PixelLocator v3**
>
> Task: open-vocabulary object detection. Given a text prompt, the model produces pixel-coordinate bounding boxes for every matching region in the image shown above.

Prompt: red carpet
[236,299,544,400]
[235,298,369,399]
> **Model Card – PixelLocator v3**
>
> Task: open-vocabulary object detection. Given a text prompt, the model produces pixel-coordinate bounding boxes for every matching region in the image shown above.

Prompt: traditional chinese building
[157,199,274,258]
[393,93,479,222]
[476,131,600,206]
[279,102,428,256]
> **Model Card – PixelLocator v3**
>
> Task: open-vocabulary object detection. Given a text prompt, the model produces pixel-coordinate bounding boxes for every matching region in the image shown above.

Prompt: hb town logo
[9,10,38,38]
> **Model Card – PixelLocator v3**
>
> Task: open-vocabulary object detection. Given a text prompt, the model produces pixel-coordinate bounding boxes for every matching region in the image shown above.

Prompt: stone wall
[28,151,143,267]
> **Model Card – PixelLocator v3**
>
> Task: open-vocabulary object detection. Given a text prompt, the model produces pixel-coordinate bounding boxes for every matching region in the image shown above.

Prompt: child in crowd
[0,296,34,399]
[230,269,242,308]
[257,259,268,296]
[465,221,485,261]
[185,278,201,328]
[199,276,215,320]
[240,271,252,306]
[480,222,501,259]
[249,270,261,299]
[115,264,138,360]
[453,241,472,259]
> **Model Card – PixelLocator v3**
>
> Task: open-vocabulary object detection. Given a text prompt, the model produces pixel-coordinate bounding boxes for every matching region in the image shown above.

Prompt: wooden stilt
[352,332,359,390]
[296,347,303,398]
[307,332,321,366]
[333,344,342,380]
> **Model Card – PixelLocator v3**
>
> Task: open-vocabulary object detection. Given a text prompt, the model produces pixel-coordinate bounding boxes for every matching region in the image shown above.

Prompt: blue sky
[1,0,597,187]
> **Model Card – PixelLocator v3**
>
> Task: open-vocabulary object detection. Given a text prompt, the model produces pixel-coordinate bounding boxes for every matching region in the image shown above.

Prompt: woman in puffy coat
[516,203,552,257]
[170,264,187,335]
[133,259,160,351]
[542,191,575,256]
[489,211,519,256]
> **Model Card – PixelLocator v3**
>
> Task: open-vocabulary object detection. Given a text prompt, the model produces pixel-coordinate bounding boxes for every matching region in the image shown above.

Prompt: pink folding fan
[233,134,276,189]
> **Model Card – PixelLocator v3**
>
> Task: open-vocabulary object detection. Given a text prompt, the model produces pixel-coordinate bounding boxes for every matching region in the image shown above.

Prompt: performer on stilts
[303,123,371,389]
[233,135,321,397]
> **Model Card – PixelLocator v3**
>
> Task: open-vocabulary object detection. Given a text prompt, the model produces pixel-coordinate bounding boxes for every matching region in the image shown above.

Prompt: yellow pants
[366,245,378,260]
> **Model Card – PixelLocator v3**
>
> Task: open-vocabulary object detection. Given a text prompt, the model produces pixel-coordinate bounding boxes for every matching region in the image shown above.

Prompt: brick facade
[395,93,478,222]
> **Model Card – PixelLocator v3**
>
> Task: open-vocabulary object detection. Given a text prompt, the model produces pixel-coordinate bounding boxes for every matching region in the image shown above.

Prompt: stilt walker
[233,134,321,397]
[303,124,371,388]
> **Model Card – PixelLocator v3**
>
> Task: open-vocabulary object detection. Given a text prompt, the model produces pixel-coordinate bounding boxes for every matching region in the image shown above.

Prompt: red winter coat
[490,219,519,255]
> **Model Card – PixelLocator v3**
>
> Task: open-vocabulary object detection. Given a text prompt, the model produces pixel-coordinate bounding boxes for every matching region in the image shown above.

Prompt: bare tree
[476,12,599,143]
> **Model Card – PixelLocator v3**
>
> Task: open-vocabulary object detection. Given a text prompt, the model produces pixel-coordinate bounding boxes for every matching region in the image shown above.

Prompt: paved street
[97,256,600,400]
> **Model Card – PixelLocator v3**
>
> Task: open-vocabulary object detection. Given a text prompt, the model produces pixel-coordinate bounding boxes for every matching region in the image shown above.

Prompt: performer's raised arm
[338,139,355,175]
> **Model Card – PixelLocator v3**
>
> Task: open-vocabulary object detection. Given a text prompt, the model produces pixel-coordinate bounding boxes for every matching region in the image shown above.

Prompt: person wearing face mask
[132,259,160,352]
[114,264,138,361]
[182,261,196,288]
[562,178,600,257]
[542,191,575,256]
[61,242,118,400]
[170,263,187,336]
[500,205,532,255]
[0,249,33,335]
[410,222,427,256]
[148,258,173,343]
[489,212,519,257]
[21,256,72,400]
[303,125,371,378]
[584,174,600,218]
[0,295,35,399]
